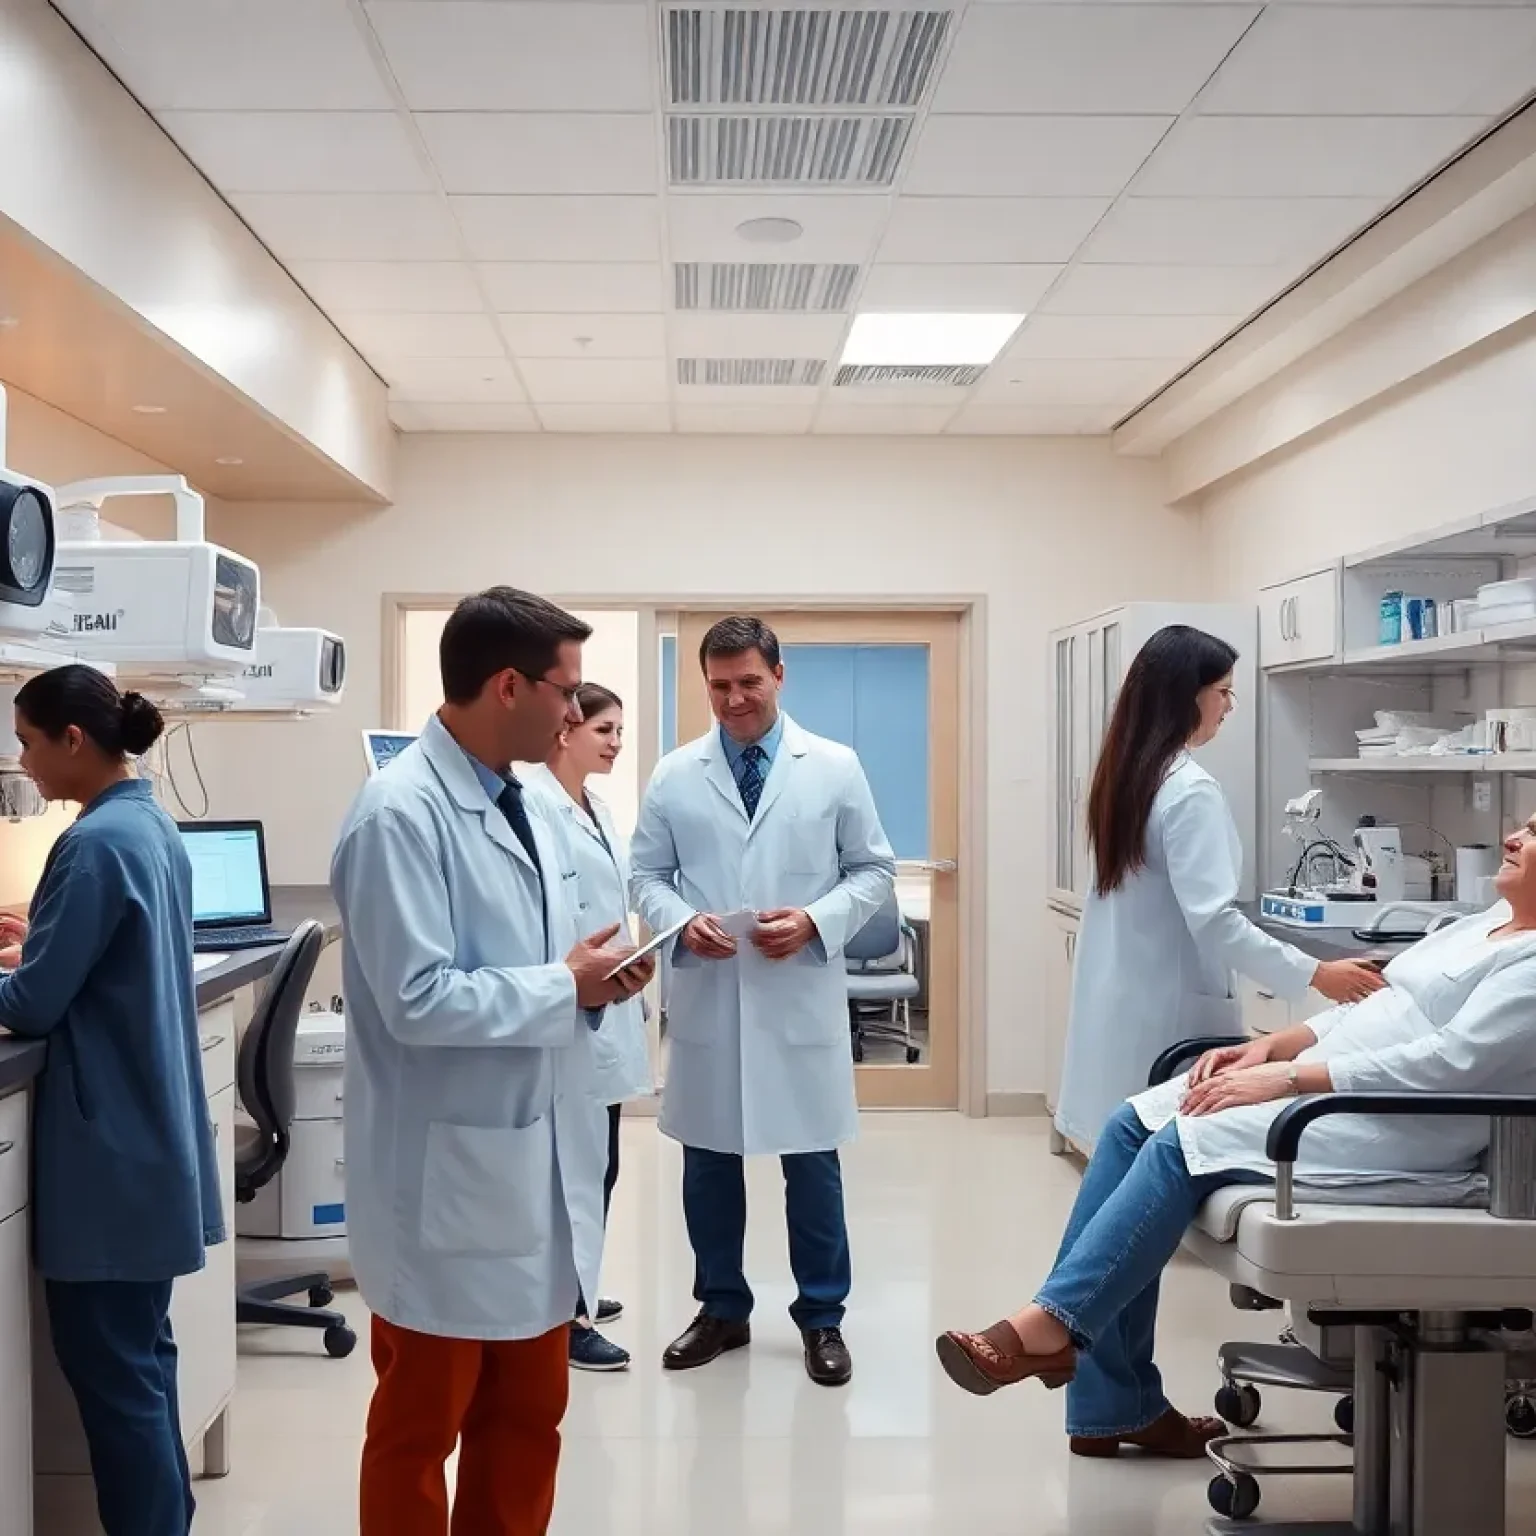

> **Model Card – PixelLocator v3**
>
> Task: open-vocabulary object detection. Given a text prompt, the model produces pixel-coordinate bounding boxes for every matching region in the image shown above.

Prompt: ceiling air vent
[664,8,953,108]
[677,357,828,387]
[835,363,985,388]
[674,262,860,312]
[668,113,910,186]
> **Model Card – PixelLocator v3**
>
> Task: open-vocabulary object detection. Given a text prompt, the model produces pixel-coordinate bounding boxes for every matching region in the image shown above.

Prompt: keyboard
[193,925,292,953]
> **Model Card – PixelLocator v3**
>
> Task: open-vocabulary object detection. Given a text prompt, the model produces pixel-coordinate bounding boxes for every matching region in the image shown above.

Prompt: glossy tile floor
[183,1115,1536,1534]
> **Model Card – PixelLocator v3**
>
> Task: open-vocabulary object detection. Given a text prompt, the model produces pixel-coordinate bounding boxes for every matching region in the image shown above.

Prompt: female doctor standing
[526,682,652,1373]
[1053,626,1385,1152]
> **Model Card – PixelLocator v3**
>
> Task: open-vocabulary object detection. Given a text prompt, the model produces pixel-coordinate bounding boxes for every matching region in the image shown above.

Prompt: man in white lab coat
[630,616,896,1387]
[332,588,653,1536]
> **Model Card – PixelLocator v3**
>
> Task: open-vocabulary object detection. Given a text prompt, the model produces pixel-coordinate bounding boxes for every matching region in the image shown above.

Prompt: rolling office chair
[846,890,922,1064]
[233,919,357,1360]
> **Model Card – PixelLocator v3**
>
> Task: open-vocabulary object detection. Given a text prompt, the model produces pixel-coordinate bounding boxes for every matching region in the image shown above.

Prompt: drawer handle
[202,1034,226,1052]
[334,1158,346,1170]
[0,1140,13,1158]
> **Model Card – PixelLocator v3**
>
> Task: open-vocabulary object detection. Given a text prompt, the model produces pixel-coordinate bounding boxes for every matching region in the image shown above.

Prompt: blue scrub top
[0,779,224,1281]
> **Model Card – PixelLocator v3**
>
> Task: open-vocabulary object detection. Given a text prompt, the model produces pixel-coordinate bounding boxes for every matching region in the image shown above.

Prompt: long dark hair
[15,664,165,759]
[1087,625,1237,894]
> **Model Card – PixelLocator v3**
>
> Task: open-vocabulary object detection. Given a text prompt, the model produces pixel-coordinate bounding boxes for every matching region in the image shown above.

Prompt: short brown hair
[439,588,591,705]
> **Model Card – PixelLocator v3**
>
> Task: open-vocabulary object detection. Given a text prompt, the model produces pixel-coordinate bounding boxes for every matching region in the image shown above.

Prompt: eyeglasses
[521,671,581,708]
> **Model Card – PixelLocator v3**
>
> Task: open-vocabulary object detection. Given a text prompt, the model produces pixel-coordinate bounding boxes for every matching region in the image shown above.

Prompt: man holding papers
[630,616,896,1387]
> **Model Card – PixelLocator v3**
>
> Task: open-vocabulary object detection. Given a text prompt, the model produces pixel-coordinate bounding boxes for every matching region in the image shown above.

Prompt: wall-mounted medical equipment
[234,617,346,713]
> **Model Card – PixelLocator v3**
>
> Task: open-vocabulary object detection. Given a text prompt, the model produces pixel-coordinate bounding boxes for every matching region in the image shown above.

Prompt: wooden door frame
[381,591,990,1118]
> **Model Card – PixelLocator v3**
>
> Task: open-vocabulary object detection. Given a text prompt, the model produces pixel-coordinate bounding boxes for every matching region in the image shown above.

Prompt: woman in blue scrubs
[0,665,222,1536]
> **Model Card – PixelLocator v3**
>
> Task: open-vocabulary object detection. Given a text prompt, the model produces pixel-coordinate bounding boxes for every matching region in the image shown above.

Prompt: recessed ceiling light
[131,403,168,415]
[214,456,244,467]
[841,313,1025,368]
[736,217,804,246]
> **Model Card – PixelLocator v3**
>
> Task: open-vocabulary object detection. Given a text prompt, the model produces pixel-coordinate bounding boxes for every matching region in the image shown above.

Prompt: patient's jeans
[1035,1101,1268,1438]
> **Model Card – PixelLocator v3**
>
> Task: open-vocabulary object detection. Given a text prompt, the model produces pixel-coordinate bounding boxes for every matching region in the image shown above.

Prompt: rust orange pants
[359,1315,570,1536]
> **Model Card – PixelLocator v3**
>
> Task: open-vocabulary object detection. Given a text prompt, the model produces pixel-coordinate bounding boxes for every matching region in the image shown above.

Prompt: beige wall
[195,433,1202,1093]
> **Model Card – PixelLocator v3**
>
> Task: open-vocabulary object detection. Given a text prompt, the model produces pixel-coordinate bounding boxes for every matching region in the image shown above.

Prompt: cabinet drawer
[0,1209,32,1536]
[199,1001,237,1098]
[1260,568,1338,669]
[1238,978,1292,1037]
[0,1091,28,1223]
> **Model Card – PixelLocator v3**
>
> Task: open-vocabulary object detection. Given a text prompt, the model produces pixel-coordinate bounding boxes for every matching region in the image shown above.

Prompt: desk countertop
[1237,902,1425,963]
[0,884,340,1101]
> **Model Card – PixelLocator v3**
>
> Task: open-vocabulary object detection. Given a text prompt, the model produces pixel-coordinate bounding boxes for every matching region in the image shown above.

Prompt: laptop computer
[179,820,293,954]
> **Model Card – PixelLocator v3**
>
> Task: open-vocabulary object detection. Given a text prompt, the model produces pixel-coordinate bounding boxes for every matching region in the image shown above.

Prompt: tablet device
[602,915,692,980]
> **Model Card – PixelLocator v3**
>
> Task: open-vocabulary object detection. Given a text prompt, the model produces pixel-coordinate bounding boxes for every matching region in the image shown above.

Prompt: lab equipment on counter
[179,820,295,952]
[1457,844,1502,905]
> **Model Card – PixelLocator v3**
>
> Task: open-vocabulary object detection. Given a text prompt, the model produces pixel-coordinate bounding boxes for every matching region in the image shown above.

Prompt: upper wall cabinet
[1259,567,1340,671]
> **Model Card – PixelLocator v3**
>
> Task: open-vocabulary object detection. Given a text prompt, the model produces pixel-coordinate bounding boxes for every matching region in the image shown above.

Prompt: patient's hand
[1188,1039,1271,1085]
[1181,1062,1294,1117]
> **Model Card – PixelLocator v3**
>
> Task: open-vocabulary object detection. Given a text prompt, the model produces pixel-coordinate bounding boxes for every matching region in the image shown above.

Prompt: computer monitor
[362,729,416,777]
[178,821,273,931]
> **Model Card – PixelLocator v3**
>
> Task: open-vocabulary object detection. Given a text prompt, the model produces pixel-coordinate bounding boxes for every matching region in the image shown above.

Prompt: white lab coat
[331,715,607,1341]
[1055,755,1316,1151]
[523,763,652,1106]
[1133,903,1536,1187]
[630,717,896,1157]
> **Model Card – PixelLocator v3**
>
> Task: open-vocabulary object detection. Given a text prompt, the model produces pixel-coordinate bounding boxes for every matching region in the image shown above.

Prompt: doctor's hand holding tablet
[570,919,654,1003]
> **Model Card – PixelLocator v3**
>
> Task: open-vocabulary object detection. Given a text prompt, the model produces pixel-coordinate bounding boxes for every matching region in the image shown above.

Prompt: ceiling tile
[450,197,661,261]
[904,116,1174,198]
[814,403,960,435]
[879,198,1111,264]
[365,1,655,110]
[670,385,824,407]
[973,357,1173,406]
[857,264,1061,312]
[389,401,539,432]
[229,192,463,260]
[667,313,847,359]
[1199,7,1536,116]
[537,403,672,434]
[157,111,429,194]
[675,405,816,435]
[823,383,978,408]
[667,195,890,264]
[948,403,1120,436]
[385,358,527,401]
[1082,196,1379,266]
[499,313,666,359]
[332,311,505,359]
[478,263,662,312]
[55,0,393,110]
[1042,263,1291,317]
[520,358,670,403]
[1134,115,1490,198]
[1006,313,1237,361]
[289,261,484,313]
[935,4,1260,115]
[417,114,657,195]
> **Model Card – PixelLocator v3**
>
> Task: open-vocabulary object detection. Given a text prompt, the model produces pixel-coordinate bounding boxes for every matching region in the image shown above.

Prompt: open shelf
[1310,755,1536,775]
[1285,615,1536,675]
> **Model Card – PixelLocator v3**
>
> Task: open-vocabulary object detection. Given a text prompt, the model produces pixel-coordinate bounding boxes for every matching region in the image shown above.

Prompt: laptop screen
[179,822,271,928]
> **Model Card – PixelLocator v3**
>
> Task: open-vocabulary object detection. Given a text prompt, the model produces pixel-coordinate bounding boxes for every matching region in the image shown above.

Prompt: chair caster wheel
[905,1046,920,1064]
[1335,1394,1355,1436]
[308,1284,335,1309]
[324,1325,357,1360]
[852,1042,865,1063]
[1506,1394,1536,1438]
[1215,1383,1262,1428]
[1208,1472,1261,1520]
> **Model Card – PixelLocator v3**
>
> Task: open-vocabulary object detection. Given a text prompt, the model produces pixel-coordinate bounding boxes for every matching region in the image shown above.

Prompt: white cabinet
[1238,978,1330,1036]
[1259,568,1339,670]
[1049,601,1258,908]
[1043,906,1079,1118]
[0,1154,32,1536]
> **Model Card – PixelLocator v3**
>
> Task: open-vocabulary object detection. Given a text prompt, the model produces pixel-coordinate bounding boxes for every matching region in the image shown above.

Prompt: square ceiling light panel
[841,313,1025,368]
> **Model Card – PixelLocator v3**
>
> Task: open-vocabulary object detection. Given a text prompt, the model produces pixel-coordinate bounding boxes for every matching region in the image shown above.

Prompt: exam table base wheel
[1333,1394,1354,1437]
[324,1324,358,1359]
[1207,1472,1261,1521]
[1215,1383,1263,1429]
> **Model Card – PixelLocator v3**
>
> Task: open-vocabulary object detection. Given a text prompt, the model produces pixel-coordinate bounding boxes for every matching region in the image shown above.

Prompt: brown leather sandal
[1069,1408,1227,1459]
[934,1322,1077,1397]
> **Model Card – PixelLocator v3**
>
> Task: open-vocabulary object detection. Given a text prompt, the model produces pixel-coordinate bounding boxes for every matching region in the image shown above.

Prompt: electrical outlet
[1472,778,1494,813]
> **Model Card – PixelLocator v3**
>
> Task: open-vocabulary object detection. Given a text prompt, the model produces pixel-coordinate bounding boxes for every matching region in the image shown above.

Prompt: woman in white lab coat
[525,683,651,1374]
[1054,625,1385,1152]
[937,817,1536,1453]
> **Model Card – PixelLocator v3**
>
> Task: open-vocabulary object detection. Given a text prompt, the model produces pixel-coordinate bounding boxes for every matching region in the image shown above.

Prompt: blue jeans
[45,1278,195,1536]
[683,1145,851,1330]
[1035,1102,1267,1438]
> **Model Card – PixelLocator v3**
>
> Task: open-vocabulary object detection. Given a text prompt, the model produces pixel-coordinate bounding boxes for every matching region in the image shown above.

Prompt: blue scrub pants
[683,1145,851,1331]
[45,1277,195,1536]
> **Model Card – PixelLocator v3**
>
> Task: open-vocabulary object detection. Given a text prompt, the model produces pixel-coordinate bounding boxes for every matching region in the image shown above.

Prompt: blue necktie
[737,744,766,819]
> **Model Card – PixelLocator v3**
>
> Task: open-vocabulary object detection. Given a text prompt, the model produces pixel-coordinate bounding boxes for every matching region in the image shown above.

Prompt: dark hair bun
[118,691,166,756]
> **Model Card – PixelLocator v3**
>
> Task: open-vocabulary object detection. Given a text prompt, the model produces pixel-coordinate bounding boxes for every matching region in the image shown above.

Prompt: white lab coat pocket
[783,812,836,874]
[419,1119,552,1258]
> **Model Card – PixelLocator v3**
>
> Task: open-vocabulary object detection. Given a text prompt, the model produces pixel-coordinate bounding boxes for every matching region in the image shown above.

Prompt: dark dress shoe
[802,1326,853,1387]
[662,1311,751,1371]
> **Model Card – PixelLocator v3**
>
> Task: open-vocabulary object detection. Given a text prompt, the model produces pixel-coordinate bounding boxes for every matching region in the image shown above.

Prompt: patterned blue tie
[737,743,766,819]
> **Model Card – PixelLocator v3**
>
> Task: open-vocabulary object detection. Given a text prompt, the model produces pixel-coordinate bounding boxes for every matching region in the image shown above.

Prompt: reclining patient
[936,817,1536,1461]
